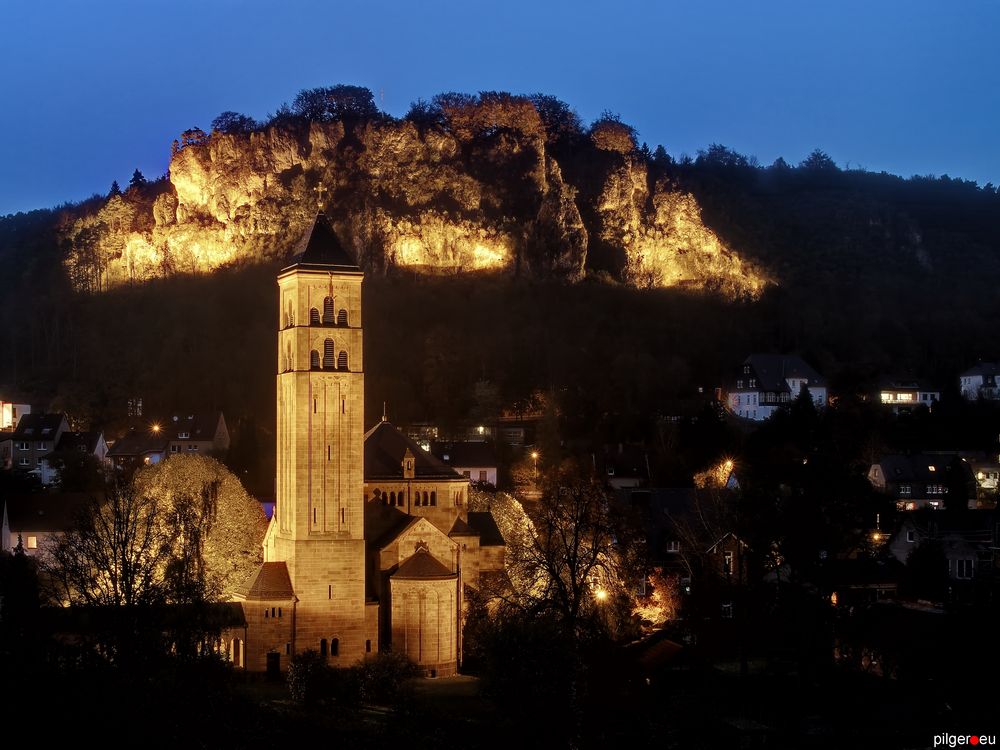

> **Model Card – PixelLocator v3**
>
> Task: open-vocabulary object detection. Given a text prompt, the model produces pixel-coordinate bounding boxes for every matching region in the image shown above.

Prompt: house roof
[12,413,67,440]
[467,512,505,546]
[152,412,224,442]
[449,516,479,537]
[740,354,825,393]
[878,378,939,393]
[55,431,103,454]
[282,212,360,273]
[391,548,456,580]
[237,562,296,600]
[3,492,100,533]
[364,421,465,481]
[961,362,1000,377]
[107,430,169,458]
[432,441,497,468]
[873,454,966,484]
[597,444,650,480]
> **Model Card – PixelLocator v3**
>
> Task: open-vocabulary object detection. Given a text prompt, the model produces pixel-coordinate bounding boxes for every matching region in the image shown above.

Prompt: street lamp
[531,450,539,478]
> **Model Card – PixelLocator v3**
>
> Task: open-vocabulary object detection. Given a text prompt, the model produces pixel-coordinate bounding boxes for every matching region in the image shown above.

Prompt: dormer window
[41,428,51,435]
[178,432,190,439]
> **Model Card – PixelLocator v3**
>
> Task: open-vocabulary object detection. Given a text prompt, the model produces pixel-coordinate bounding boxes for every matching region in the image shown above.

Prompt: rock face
[61,115,767,296]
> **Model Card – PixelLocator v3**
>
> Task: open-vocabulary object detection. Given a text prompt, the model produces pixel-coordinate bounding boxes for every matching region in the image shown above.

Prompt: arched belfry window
[323,339,335,369]
[310,307,320,325]
[337,351,348,371]
[397,494,404,507]
[330,638,340,657]
[390,491,396,505]
[323,296,334,324]
[310,350,320,369]
[337,309,348,326]
[430,491,437,506]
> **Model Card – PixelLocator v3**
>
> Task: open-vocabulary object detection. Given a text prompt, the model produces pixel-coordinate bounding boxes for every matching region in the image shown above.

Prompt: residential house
[10,413,70,484]
[888,511,997,589]
[1,492,99,557]
[107,429,170,469]
[595,444,650,489]
[108,412,229,469]
[959,363,1000,401]
[877,380,939,414]
[53,430,110,465]
[160,412,230,457]
[726,354,827,421]
[432,440,499,486]
[868,453,976,511]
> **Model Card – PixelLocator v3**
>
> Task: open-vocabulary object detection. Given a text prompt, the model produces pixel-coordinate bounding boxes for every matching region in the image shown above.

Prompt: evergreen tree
[129,169,147,190]
[109,180,121,197]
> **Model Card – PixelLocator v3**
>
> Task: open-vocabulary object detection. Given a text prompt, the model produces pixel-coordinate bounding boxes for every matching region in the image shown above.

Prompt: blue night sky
[2,0,997,216]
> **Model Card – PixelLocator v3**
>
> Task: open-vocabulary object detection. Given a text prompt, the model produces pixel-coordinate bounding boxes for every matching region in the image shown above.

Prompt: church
[225,209,505,676]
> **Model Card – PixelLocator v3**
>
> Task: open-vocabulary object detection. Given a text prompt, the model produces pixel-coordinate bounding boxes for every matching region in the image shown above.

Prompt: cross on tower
[315,182,328,208]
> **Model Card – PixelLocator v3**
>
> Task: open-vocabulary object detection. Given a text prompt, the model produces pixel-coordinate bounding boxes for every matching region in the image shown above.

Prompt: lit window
[27,535,37,549]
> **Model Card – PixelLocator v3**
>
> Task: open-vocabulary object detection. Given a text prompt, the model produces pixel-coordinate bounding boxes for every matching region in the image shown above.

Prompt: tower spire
[314,181,328,210]
[382,401,388,422]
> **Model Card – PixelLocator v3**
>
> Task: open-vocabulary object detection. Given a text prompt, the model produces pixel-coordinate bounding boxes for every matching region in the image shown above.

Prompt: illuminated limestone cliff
[61,107,767,296]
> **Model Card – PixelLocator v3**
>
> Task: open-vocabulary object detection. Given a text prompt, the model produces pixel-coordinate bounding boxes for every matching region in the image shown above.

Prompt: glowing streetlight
[151,423,161,434]
[531,450,539,478]
[595,588,608,603]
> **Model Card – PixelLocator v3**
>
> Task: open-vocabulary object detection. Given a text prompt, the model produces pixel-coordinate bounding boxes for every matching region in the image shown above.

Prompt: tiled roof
[448,516,479,537]
[55,431,102,454]
[12,413,66,440]
[467,512,505,546]
[237,562,296,600]
[961,362,1000,377]
[392,548,456,580]
[364,421,464,481]
[740,354,825,393]
[107,431,169,457]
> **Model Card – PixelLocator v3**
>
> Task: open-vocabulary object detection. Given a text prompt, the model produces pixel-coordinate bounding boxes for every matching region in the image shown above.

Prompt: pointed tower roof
[281,212,360,273]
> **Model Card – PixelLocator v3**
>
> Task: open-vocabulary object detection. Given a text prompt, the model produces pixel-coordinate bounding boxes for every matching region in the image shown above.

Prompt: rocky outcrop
[62,114,768,296]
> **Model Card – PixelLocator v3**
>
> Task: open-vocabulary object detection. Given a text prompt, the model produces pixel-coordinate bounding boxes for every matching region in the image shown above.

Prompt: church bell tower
[268,207,367,662]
